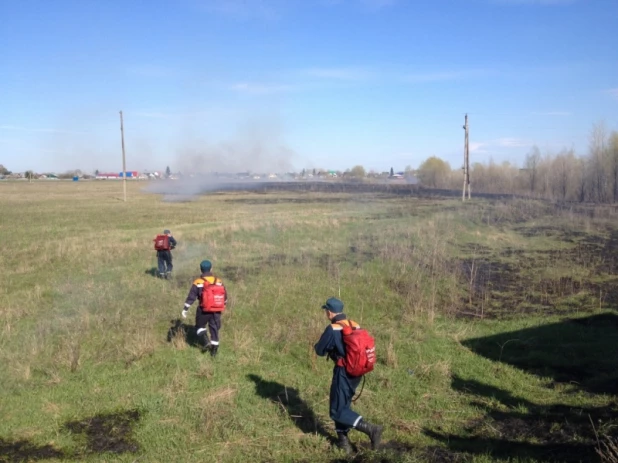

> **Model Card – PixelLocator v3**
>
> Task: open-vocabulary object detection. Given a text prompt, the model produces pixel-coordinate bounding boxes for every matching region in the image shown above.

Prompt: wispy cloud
[531,111,572,116]
[360,0,397,9]
[126,65,179,78]
[402,68,495,83]
[490,0,577,5]
[470,138,532,153]
[496,137,531,148]
[0,125,86,135]
[607,88,618,101]
[193,0,284,20]
[229,82,295,94]
[302,67,373,81]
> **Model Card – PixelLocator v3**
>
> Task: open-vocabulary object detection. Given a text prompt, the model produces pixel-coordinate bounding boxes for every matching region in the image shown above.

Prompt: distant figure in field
[314,297,382,454]
[153,229,177,279]
[181,260,228,357]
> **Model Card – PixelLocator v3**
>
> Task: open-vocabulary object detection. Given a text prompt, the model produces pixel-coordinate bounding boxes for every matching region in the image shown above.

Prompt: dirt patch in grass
[64,409,141,455]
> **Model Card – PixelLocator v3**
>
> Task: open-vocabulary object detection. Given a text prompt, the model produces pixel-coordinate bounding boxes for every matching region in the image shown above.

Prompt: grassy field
[1,180,617,463]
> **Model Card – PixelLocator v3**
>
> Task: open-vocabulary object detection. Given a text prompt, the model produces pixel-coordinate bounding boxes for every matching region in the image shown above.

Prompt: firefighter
[155,229,177,279]
[181,260,227,357]
[314,297,383,454]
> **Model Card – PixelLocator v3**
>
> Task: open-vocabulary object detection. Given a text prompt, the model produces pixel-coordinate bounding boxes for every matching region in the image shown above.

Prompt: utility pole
[462,114,471,201]
[119,111,127,202]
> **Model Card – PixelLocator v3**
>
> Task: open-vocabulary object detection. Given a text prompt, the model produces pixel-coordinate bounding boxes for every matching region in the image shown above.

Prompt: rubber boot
[198,332,211,353]
[355,420,383,450]
[336,432,353,455]
[210,345,219,358]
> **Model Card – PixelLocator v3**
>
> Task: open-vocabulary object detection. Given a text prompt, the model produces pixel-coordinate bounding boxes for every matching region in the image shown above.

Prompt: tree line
[415,123,618,203]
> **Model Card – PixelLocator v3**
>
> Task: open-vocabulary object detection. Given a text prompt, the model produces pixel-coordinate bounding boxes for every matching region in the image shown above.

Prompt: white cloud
[193,0,284,20]
[229,82,295,94]
[132,110,216,119]
[0,125,86,135]
[496,137,531,148]
[302,67,373,81]
[402,69,495,83]
[360,0,397,9]
[490,0,577,5]
[469,142,488,153]
[126,65,179,78]
[470,138,532,153]
[531,111,572,116]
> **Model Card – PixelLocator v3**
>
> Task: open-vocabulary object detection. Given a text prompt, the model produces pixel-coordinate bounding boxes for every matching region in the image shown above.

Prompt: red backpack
[200,278,226,313]
[154,234,170,251]
[336,320,376,377]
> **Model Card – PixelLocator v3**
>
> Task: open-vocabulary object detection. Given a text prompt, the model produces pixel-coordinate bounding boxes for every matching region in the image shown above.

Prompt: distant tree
[312,168,316,176]
[25,170,34,182]
[165,166,171,178]
[417,156,451,188]
[0,164,10,175]
[350,165,366,178]
[95,169,100,176]
[301,168,306,177]
[525,146,541,193]
[610,132,618,203]
[390,167,394,177]
[404,165,413,174]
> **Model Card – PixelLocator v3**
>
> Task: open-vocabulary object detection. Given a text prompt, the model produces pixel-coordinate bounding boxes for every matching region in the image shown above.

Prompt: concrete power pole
[462,114,471,201]
[119,111,127,202]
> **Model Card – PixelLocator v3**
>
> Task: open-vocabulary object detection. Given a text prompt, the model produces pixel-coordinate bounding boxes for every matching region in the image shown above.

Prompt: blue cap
[322,297,344,313]
[163,229,171,234]
[200,260,212,272]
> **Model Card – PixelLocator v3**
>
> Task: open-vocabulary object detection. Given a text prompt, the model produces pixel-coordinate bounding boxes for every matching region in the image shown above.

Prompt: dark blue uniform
[314,314,363,433]
[157,235,177,277]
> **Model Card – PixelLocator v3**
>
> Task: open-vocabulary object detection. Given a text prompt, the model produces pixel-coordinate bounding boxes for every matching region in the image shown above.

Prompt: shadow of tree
[423,375,618,462]
[461,313,618,394]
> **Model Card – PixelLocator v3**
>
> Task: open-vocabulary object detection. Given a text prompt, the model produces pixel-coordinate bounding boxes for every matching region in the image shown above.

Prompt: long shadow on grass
[424,375,618,462]
[247,374,334,444]
[462,313,618,394]
[166,319,200,348]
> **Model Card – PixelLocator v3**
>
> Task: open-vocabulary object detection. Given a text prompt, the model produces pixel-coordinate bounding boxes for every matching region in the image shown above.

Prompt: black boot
[355,420,383,450]
[210,345,219,358]
[198,333,211,353]
[336,432,352,454]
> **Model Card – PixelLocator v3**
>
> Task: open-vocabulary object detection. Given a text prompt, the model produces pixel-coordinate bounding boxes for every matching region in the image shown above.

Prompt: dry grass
[598,435,618,463]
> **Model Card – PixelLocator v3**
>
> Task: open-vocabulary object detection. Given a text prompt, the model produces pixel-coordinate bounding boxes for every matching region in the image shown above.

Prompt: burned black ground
[63,409,141,455]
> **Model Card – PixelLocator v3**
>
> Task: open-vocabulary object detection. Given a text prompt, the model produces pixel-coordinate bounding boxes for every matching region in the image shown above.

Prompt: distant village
[0,165,419,183]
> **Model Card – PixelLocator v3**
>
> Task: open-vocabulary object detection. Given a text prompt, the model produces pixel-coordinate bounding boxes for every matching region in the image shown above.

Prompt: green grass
[1,181,617,463]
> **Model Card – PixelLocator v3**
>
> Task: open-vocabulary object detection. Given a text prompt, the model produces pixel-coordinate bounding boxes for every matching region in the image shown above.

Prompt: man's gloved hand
[182,309,188,319]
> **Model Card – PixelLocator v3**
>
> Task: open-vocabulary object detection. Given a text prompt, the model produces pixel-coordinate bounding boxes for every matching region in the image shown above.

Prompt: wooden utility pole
[119,111,127,202]
[462,114,471,200]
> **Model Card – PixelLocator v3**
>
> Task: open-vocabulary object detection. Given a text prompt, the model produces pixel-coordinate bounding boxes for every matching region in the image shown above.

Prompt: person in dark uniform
[181,260,227,357]
[314,297,383,454]
[156,229,177,279]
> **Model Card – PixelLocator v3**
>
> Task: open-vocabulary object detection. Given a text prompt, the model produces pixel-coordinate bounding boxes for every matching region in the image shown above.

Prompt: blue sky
[1,0,617,174]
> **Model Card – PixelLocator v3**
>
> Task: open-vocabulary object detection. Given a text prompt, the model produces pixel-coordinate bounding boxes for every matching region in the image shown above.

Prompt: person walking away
[181,260,227,357]
[314,297,383,454]
[153,229,177,279]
